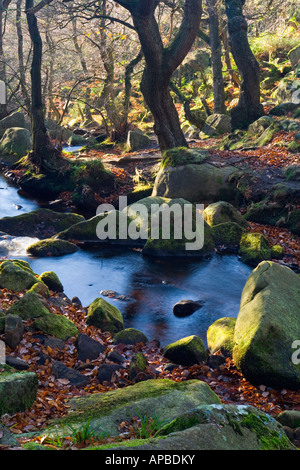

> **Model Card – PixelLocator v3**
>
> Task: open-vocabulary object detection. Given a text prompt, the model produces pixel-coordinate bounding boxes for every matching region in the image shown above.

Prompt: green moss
[113,328,148,345]
[27,281,50,298]
[27,238,78,257]
[271,244,284,259]
[161,147,210,169]
[163,335,207,366]
[207,317,236,357]
[239,232,271,266]
[241,412,292,450]
[129,352,148,380]
[33,313,78,340]
[39,271,63,293]
[7,292,50,319]
[211,222,245,247]
[0,260,38,292]
[86,298,124,334]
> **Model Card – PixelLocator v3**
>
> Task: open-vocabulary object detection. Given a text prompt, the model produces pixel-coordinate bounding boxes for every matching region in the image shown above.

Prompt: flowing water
[0,172,252,347]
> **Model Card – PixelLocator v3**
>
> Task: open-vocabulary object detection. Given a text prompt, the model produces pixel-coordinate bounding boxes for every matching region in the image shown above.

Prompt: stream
[0,170,252,347]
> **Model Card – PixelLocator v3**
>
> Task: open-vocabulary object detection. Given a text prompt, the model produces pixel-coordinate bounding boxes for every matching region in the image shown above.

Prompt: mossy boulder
[124,196,215,257]
[153,159,239,204]
[239,232,271,266]
[38,271,63,292]
[211,222,246,248]
[0,127,32,163]
[6,292,50,320]
[112,328,148,345]
[125,129,151,152]
[56,211,132,245]
[163,335,207,366]
[0,208,84,239]
[33,313,78,340]
[86,298,124,334]
[27,238,79,257]
[0,370,38,415]
[36,379,221,439]
[0,112,28,138]
[207,317,236,358]
[203,201,248,228]
[201,114,231,136]
[0,260,38,292]
[160,147,210,170]
[233,261,300,389]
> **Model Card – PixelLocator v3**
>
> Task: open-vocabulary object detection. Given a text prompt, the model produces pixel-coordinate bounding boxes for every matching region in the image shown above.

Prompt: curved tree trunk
[225,0,264,130]
[117,0,202,151]
[26,0,66,173]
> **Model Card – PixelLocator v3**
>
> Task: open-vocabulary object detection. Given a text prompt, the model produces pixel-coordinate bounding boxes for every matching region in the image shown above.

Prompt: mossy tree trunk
[115,0,202,151]
[225,0,264,130]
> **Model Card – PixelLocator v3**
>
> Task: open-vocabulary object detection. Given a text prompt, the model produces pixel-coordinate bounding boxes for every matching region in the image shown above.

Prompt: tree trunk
[207,0,225,114]
[16,0,30,113]
[225,0,264,130]
[26,0,65,173]
[0,1,12,119]
[117,0,202,151]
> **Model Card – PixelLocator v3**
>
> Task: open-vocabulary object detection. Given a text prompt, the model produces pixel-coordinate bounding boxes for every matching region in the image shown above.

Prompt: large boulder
[201,114,231,136]
[0,127,32,163]
[0,208,84,239]
[36,379,221,439]
[233,261,300,389]
[125,129,151,152]
[103,404,294,451]
[152,148,238,204]
[289,46,300,69]
[0,112,28,138]
[128,196,215,257]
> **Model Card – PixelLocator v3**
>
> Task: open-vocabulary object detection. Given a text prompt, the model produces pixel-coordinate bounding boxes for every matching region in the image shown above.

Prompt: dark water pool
[0,174,252,346]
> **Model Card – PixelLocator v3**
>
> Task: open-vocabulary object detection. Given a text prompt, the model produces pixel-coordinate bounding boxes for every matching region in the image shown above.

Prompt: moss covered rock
[86,298,124,334]
[239,232,271,266]
[0,370,38,415]
[0,208,84,239]
[6,292,50,320]
[0,127,32,163]
[27,281,50,298]
[36,379,221,439]
[203,201,248,228]
[0,260,38,292]
[112,328,148,345]
[129,352,148,380]
[233,261,300,389]
[163,335,207,366]
[57,211,132,244]
[207,317,236,358]
[152,161,238,204]
[124,196,215,257]
[211,222,246,248]
[38,271,63,292]
[33,313,78,340]
[27,238,79,257]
